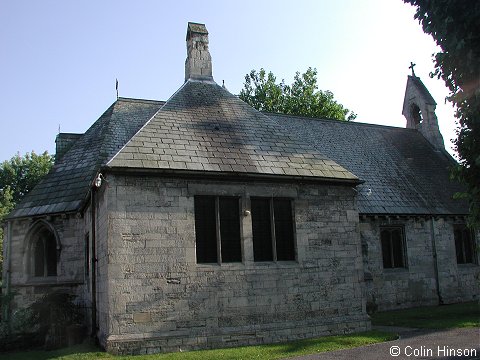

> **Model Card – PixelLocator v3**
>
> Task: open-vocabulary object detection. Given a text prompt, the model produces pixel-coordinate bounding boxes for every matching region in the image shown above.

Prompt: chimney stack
[185,22,213,82]
[55,133,82,163]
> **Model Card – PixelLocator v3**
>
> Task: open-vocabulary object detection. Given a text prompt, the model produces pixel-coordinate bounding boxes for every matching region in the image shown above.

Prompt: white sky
[0,0,458,161]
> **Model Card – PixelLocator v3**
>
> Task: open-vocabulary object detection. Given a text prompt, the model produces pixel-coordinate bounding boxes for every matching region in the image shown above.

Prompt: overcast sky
[0,0,458,162]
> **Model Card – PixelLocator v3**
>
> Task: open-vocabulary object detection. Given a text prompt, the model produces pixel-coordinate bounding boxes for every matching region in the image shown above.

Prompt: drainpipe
[430,217,443,304]
[3,220,12,326]
[90,190,98,339]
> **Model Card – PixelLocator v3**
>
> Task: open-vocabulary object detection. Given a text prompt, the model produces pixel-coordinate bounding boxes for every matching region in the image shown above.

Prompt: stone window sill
[196,261,299,271]
[252,261,298,267]
[457,263,479,271]
[382,267,409,280]
[19,277,84,287]
[383,267,409,272]
[195,262,247,273]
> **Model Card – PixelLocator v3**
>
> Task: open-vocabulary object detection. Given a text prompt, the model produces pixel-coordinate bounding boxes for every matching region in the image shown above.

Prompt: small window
[194,196,242,264]
[33,229,57,277]
[454,225,476,264]
[251,197,295,262]
[381,227,406,269]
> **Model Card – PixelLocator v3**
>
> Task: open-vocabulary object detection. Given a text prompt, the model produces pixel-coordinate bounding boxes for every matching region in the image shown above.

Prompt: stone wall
[402,75,444,150]
[4,214,87,311]
[361,216,479,311]
[433,218,480,304]
[95,183,110,344]
[102,175,370,354]
[1,187,113,341]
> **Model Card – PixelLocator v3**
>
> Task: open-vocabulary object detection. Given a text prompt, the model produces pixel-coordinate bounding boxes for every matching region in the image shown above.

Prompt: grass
[5,302,476,359]
[371,301,480,329]
[0,330,396,360]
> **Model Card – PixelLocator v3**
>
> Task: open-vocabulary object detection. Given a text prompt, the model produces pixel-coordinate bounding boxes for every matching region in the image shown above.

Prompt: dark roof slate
[107,80,358,182]
[8,86,467,219]
[8,98,164,219]
[269,113,468,215]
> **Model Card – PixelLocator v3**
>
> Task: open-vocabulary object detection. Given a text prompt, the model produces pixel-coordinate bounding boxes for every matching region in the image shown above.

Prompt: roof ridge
[265,112,412,131]
[106,82,196,168]
[103,97,167,166]
[107,80,203,167]
[57,132,83,136]
[117,97,166,104]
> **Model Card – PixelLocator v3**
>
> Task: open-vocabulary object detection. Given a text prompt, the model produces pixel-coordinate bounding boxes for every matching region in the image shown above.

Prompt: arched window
[25,221,60,278]
[33,228,57,276]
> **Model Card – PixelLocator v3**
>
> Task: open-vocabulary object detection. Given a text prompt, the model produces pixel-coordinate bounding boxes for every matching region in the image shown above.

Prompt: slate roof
[8,98,164,219]
[8,82,468,219]
[106,80,358,182]
[269,113,468,215]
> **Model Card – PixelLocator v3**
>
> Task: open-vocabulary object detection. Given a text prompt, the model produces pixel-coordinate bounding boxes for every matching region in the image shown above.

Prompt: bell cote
[402,69,444,150]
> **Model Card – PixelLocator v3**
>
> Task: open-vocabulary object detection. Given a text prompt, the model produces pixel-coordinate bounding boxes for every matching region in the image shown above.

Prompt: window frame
[251,197,297,263]
[32,228,57,277]
[454,224,477,265]
[194,195,243,265]
[24,220,60,280]
[32,230,56,277]
[380,226,407,269]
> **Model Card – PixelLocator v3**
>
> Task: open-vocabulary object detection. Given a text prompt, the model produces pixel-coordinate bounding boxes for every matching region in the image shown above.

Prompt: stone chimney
[185,22,213,82]
[55,133,82,163]
[402,75,444,150]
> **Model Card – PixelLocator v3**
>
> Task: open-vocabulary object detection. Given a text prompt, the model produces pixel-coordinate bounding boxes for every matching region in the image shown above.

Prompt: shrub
[0,291,84,351]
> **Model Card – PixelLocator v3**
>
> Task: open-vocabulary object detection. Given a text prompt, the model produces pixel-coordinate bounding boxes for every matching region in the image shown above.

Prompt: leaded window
[33,229,57,277]
[454,225,476,264]
[251,197,295,262]
[381,226,406,269]
[194,196,242,264]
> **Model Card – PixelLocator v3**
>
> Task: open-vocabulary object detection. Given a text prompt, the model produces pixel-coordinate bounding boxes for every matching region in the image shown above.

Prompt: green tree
[403,0,480,225]
[0,151,54,279]
[0,151,54,204]
[239,67,357,121]
[0,186,14,273]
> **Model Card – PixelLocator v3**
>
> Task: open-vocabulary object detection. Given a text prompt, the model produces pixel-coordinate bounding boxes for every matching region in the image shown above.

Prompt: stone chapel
[2,22,478,354]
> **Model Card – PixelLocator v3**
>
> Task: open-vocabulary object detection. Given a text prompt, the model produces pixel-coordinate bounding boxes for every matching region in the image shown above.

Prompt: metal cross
[409,62,416,77]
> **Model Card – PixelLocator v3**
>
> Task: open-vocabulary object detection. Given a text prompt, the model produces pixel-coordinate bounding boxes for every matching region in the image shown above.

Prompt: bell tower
[402,63,444,150]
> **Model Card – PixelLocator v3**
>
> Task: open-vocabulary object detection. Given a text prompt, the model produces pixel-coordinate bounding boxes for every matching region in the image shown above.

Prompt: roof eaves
[104,166,363,186]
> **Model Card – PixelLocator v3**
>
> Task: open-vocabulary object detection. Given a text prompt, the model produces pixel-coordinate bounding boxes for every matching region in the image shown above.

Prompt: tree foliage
[0,151,54,279]
[0,151,54,204]
[239,67,357,121]
[0,187,14,269]
[403,0,480,225]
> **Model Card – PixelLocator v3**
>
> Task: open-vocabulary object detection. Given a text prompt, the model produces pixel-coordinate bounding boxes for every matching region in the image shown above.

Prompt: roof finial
[409,62,416,77]
[116,78,119,99]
